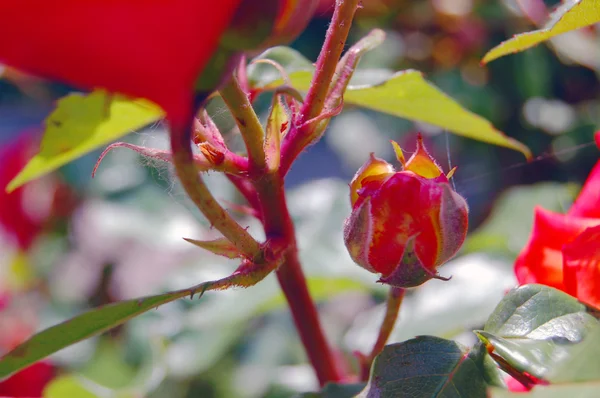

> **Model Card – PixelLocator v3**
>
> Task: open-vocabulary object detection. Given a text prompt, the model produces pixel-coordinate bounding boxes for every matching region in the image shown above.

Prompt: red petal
[367,172,422,275]
[0,1,241,119]
[568,160,600,219]
[0,136,43,249]
[563,225,600,309]
[0,361,54,397]
[515,207,600,289]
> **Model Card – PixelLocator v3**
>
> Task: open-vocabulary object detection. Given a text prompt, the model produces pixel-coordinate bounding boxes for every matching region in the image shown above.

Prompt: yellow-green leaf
[6,90,164,192]
[265,95,287,171]
[482,0,600,64]
[43,376,100,398]
[343,71,531,158]
[251,55,530,158]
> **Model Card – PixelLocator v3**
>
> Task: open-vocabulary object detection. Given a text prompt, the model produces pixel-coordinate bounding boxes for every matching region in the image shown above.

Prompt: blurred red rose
[0,1,242,122]
[0,298,54,398]
[0,362,54,398]
[0,136,44,250]
[515,132,600,308]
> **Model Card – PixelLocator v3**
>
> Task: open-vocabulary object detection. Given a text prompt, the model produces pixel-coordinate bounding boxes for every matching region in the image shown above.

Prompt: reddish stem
[254,173,343,386]
[280,0,359,175]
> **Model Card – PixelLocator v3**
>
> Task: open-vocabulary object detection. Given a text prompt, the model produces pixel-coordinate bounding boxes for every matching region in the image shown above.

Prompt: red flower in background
[515,132,600,308]
[0,1,242,122]
[0,136,45,250]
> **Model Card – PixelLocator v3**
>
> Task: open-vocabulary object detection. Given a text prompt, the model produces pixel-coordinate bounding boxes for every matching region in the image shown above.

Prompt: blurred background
[0,0,598,396]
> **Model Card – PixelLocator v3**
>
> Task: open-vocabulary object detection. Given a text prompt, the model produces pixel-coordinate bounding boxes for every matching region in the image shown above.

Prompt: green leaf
[478,284,600,384]
[484,284,589,337]
[6,90,164,192]
[265,94,287,172]
[342,71,531,158]
[248,48,530,158]
[0,290,186,380]
[464,183,579,255]
[489,382,600,398]
[482,0,600,64]
[360,336,487,397]
[477,327,600,383]
[0,258,277,378]
[43,375,100,398]
[247,46,314,88]
[298,383,367,398]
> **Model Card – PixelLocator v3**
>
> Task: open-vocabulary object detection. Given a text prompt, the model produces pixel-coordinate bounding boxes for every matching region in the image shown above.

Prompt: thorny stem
[170,114,263,262]
[359,287,405,381]
[173,0,361,387]
[280,0,360,175]
[219,64,344,385]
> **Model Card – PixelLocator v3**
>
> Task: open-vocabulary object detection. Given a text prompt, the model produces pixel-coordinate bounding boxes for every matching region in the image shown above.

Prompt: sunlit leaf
[482,0,600,64]
[6,90,164,192]
[248,48,531,158]
[342,71,531,158]
[359,336,487,397]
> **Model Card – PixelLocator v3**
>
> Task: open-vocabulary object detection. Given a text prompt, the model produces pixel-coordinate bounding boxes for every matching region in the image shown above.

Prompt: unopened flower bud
[344,135,468,288]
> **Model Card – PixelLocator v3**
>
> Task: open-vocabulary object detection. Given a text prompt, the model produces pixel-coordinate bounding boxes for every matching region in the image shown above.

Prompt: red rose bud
[344,135,468,288]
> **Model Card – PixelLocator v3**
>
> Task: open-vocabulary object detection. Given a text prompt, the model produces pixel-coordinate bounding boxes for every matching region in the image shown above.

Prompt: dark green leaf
[361,336,487,397]
[477,324,600,383]
[298,383,367,398]
[484,284,590,338]
[478,284,600,384]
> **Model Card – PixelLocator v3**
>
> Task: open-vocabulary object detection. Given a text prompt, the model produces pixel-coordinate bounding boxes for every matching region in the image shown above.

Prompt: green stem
[219,74,268,174]
[360,287,405,381]
[169,115,263,262]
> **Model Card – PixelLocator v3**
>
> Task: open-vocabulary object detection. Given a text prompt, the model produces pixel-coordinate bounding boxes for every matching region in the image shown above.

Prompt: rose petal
[515,207,600,289]
[568,161,600,219]
[349,153,394,207]
[563,225,600,309]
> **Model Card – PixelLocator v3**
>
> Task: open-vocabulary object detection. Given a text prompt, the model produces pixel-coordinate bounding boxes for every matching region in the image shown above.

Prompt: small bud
[344,135,468,288]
